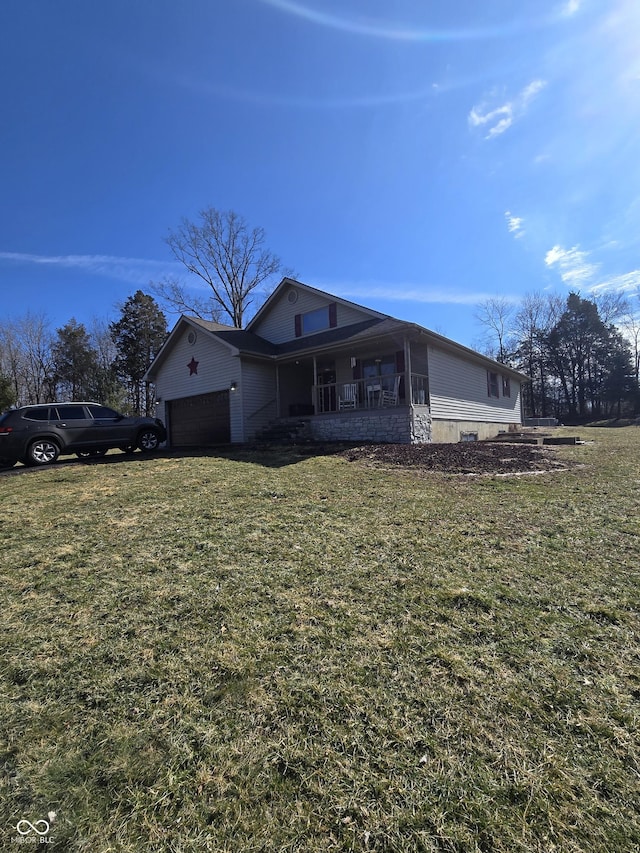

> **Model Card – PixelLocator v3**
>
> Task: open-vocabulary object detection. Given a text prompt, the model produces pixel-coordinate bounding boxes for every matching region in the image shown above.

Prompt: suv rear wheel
[25,438,60,466]
[137,429,161,452]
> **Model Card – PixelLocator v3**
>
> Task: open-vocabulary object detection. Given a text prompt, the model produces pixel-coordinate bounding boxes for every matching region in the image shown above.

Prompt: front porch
[313,372,429,414]
[270,340,433,444]
[277,349,430,416]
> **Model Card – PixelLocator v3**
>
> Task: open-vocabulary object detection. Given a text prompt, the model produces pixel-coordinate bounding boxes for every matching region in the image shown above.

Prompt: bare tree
[152,275,224,324]
[593,290,630,325]
[158,208,284,327]
[619,291,640,388]
[474,296,515,363]
[0,313,54,405]
[89,318,127,408]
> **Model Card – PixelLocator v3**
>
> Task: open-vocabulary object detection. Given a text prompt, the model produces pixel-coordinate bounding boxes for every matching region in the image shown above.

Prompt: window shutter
[395,350,405,373]
[329,302,337,328]
[294,313,302,337]
[353,359,362,380]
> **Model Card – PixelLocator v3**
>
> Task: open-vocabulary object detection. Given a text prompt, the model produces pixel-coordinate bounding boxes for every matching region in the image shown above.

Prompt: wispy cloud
[0,251,179,285]
[325,281,518,307]
[589,269,640,295]
[505,211,525,238]
[469,79,547,139]
[544,245,601,286]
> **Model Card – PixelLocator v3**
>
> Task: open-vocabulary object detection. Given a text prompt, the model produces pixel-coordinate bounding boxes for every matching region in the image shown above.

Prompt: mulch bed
[339,441,572,475]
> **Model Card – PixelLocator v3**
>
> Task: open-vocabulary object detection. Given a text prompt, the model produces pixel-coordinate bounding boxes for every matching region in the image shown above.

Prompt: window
[362,356,396,379]
[302,306,330,334]
[55,405,89,420]
[487,371,499,398]
[295,303,337,336]
[502,375,511,398]
[88,405,121,419]
[22,407,51,421]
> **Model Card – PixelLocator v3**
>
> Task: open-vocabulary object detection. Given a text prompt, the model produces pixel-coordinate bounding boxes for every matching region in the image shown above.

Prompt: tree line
[476,290,640,421]
[0,291,167,415]
[3,205,638,424]
[0,208,287,415]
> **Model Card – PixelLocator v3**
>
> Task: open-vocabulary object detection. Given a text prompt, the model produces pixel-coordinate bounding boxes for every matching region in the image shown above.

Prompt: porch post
[404,336,412,404]
[312,356,318,412]
[275,363,281,418]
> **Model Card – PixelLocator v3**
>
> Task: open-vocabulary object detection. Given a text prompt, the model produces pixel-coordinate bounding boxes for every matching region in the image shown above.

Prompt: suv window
[55,405,89,420]
[87,405,121,419]
[23,407,51,421]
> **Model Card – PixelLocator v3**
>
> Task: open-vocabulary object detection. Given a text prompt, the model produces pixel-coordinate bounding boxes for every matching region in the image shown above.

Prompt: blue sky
[1,0,639,349]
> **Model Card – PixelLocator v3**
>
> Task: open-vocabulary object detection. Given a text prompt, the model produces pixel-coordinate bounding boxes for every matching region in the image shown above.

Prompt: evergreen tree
[110,292,167,415]
[0,373,16,412]
[546,293,635,420]
[51,319,98,401]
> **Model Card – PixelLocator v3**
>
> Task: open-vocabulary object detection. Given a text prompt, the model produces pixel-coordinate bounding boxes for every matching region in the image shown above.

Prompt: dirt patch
[340,441,573,475]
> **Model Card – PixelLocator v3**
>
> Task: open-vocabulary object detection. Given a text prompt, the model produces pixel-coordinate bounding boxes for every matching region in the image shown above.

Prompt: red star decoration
[187,357,199,375]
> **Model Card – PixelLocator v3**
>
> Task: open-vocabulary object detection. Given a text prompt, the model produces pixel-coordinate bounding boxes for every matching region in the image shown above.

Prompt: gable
[151,321,240,398]
[249,278,383,345]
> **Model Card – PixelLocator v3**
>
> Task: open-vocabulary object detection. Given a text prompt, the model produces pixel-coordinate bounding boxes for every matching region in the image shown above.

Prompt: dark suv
[0,403,167,468]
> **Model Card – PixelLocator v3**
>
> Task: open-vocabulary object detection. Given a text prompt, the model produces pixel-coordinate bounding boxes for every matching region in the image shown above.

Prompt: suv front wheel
[137,429,161,452]
[25,438,60,466]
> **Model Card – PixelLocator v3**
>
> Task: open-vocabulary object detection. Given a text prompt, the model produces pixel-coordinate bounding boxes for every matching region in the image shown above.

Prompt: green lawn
[1,428,639,852]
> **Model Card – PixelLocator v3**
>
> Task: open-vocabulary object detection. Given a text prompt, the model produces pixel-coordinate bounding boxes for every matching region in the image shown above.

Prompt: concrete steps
[487,433,580,446]
[254,418,312,445]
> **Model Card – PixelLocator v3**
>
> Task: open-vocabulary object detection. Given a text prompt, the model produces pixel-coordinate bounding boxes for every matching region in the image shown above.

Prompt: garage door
[169,391,230,446]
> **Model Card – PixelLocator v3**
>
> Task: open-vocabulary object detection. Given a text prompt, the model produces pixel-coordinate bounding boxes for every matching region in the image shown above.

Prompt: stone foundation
[309,406,432,444]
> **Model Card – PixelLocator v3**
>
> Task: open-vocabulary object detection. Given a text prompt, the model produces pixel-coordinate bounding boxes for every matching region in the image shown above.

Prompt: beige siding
[428,345,521,424]
[240,360,277,440]
[252,284,374,344]
[154,326,243,442]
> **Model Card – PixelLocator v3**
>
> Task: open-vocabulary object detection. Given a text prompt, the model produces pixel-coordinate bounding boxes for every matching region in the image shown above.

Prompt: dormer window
[295,303,337,337]
[302,306,330,333]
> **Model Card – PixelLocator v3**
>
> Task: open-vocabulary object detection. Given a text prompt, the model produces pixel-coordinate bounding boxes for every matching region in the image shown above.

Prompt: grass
[1,427,639,852]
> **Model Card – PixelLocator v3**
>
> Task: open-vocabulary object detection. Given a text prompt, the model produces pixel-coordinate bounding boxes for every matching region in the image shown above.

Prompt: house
[144,278,528,446]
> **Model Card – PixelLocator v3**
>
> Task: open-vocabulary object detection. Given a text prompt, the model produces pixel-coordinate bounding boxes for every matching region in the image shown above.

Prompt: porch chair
[380,375,400,407]
[338,383,358,410]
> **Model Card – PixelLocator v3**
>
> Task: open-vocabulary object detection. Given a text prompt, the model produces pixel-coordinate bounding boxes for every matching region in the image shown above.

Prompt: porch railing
[411,373,429,406]
[313,373,429,414]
